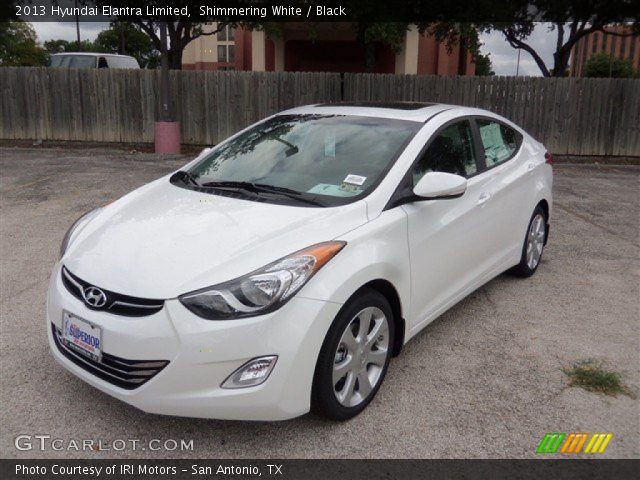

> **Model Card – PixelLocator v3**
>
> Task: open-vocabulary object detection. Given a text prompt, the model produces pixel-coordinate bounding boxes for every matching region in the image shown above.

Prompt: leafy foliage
[584,51,637,78]
[0,21,47,66]
[43,39,96,54]
[488,1,640,77]
[474,52,495,76]
[94,23,161,68]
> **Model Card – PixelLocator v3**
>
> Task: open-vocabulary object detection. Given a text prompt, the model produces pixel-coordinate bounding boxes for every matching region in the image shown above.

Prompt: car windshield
[49,55,97,68]
[174,114,420,207]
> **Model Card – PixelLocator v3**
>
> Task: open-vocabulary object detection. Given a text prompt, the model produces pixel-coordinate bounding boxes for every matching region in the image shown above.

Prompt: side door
[472,117,529,265]
[400,119,494,328]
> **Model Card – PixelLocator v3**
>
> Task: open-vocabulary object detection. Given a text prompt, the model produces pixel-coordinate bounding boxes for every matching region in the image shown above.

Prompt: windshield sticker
[343,174,367,186]
[324,131,336,157]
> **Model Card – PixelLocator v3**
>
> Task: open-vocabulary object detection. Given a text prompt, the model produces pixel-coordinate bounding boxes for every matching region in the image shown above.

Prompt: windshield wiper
[173,170,201,187]
[199,180,261,192]
[201,181,325,207]
[254,184,325,207]
[267,135,299,157]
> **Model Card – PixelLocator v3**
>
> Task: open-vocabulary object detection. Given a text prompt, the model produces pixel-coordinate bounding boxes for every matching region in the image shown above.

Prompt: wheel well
[537,199,550,244]
[360,279,405,357]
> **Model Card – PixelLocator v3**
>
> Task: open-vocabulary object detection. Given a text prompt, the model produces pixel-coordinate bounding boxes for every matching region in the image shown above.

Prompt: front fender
[298,207,412,333]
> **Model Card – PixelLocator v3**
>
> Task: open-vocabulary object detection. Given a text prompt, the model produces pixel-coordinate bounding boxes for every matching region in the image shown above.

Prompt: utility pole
[74,0,81,50]
[155,21,180,153]
[119,23,125,54]
[159,22,172,122]
[516,48,521,76]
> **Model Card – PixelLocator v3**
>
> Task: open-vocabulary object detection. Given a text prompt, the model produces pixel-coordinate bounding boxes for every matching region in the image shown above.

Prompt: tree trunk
[551,49,571,77]
[168,48,183,70]
[364,42,376,73]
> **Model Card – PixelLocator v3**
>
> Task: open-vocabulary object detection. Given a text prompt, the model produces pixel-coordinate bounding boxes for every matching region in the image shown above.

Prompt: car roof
[50,52,135,58]
[279,102,458,122]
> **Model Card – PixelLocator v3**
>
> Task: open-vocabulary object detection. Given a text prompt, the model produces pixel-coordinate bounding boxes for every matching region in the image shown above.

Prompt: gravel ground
[1,147,638,459]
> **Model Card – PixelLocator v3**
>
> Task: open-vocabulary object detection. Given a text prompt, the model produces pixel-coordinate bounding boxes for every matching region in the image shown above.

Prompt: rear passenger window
[412,120,477,185]
[477,119,522,168]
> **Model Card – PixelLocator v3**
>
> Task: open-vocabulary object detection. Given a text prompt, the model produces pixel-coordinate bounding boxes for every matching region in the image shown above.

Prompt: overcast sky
[32,22,557,77]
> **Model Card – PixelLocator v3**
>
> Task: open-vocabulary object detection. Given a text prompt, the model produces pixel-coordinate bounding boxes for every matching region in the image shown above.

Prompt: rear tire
[311,289,394,421]
[510,206,547,277]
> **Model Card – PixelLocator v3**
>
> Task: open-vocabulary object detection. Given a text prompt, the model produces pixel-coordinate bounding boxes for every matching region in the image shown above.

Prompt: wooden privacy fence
[0,68,340,146]
[1,67,639,156]
[344,74,640,157]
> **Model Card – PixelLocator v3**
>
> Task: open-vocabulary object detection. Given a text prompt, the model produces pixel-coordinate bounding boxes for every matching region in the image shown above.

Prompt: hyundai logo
[82,286,107,308]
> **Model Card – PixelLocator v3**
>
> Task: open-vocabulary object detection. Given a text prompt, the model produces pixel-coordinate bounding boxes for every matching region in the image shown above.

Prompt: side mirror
[413,172,467,199]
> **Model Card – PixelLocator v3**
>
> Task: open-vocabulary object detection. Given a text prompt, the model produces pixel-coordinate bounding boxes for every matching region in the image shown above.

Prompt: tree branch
[136,20,161,52]
[502,28,551,77]
[196,23,227,37]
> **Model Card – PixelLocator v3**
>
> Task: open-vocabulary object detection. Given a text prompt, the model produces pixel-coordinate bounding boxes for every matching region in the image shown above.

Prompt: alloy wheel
[526,213,546,269]
[332,307,390,407]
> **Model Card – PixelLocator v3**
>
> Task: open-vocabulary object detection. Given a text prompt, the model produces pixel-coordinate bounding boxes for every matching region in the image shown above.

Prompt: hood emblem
[83,286,107,308]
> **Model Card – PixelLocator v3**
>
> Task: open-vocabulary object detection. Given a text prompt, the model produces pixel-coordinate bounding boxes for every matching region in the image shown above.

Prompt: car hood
[62,177,369,299]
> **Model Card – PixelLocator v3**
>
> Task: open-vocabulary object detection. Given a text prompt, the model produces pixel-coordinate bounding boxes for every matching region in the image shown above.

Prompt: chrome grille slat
[52,325,169,390]
[102,357,168,369]
[60,266,164,317]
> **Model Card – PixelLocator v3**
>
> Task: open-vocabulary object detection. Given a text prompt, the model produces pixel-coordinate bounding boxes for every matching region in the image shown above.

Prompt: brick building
[183,23,475,75]
[570,25,640,76]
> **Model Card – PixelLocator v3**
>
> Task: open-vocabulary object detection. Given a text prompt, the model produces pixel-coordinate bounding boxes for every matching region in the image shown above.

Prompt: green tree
[474,52,495,76]
[584,51,636,77]
[43,39,96,54]
[487,1,640,77]
[93,1,233,70]
[0,21,47,66]
[356,23,409,72]
[94,23,160,68]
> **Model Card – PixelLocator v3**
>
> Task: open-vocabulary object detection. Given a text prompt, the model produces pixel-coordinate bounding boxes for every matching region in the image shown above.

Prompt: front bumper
[46,266,342,420]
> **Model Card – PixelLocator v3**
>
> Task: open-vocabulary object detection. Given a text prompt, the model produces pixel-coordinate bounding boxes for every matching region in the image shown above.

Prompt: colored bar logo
[537,433,613,454]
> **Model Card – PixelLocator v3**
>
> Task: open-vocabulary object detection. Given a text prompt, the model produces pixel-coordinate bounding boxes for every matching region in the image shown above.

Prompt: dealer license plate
[61,311,102,362]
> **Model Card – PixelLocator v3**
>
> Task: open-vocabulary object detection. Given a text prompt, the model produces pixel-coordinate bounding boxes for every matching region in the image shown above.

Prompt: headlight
[179,241,346,320]
[59,207,102,259]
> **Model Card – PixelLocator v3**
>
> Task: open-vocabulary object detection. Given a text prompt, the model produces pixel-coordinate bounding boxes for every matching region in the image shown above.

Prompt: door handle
[477,192,491,205]
[527,163,535,172]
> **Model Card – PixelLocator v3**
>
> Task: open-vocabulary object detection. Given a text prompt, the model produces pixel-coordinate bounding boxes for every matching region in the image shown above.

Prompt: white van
[48,53,140,69]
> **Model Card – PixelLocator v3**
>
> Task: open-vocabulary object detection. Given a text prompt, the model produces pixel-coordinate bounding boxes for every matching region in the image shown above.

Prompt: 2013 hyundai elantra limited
[48,102,552,421]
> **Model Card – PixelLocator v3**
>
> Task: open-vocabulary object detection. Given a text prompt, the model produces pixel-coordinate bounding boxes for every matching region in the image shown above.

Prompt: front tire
[311,289,394,421]
[510,206,547,277]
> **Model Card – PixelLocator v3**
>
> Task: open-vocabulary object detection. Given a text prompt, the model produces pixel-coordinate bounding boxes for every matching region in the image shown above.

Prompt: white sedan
[48,103,553,421]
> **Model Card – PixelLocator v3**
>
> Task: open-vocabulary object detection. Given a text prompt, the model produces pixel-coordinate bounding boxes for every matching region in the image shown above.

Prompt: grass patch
[564,360,634,397]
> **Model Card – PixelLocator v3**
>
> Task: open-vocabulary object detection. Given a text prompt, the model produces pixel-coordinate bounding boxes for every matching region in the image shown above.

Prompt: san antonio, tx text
[45,4,346,18]
[16,463,283,476]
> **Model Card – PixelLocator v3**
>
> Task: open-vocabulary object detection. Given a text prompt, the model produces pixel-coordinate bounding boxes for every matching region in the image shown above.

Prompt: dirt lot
[0,147,638,459]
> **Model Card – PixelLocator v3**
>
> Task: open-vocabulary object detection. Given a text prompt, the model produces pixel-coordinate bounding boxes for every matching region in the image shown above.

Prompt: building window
[217,25,235,42]
[620,36,627,59]
[591,33,598,54]
[610,35,618,54]
[217,45,235,63]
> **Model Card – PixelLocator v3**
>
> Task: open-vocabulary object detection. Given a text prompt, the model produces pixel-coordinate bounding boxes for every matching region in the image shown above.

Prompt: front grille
[52,324,169,390]
[61,266,164,317]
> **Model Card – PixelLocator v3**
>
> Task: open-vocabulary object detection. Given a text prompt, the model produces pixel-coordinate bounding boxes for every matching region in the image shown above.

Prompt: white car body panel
[48,103,553,420]
[62,180,369,299]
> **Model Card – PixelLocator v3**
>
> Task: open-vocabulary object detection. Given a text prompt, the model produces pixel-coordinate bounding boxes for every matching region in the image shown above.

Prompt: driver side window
[412,120,477,186]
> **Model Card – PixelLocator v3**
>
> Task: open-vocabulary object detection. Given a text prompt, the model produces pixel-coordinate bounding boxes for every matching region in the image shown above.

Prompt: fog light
[221,356,278,389]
